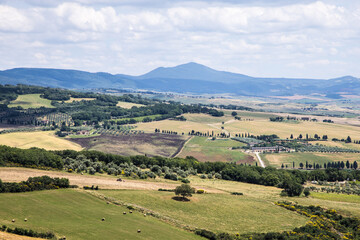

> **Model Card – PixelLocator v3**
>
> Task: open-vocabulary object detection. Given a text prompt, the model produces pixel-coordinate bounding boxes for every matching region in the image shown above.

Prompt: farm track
[255,152,266,168]
[0,167,224,193]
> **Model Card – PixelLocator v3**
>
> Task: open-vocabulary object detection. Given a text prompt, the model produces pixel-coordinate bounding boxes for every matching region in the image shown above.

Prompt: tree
[354,161,358,170]
[231,111,237,117]
[282,180,304,197]
[346,160,350,169]
[174,184,195,200]
[303,188,310,197]
[345,136,352,143]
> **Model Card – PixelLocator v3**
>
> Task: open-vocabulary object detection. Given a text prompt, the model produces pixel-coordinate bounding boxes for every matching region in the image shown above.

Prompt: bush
[1,225,55,239]
[304,188,310,197]
[195,229,216,240]
[196,189,205,194]
[231,192,243,195]
[158,188,175,192]
[181,178,190,183]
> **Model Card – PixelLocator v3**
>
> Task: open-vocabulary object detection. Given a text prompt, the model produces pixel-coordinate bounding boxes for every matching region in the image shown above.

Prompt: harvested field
[0,189,201,240]
[64,97,95,103]
[0,131,82,151]
[116,101,145,108]
[68,133,189,158]
[0,232,43,240]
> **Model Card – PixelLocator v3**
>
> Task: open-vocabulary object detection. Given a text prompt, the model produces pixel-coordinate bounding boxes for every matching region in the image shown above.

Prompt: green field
[261,152,360,168]
[8,94,54,109]
[99,189,307,234]
[0,189,202,240]
[178,136,253,163]
[310,192,360,204]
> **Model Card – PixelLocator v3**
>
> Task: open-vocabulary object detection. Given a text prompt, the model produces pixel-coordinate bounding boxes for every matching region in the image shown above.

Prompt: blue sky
[0,0,360,79]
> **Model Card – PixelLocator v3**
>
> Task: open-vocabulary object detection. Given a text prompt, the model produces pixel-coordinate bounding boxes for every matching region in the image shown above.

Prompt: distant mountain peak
[138,62,251,83]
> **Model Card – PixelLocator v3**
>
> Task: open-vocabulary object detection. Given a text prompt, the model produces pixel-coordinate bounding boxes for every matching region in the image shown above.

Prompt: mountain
[138,62,253,83]
[0,63,359,97]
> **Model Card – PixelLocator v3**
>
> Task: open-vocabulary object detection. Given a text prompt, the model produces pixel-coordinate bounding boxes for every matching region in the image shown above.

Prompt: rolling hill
[0,62,359,97]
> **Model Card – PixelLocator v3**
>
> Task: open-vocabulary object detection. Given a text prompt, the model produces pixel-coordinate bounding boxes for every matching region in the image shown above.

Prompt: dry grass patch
[116,101,145,109]
[225,119,360,140]
[64,97,95,103]
[0,131,82,151]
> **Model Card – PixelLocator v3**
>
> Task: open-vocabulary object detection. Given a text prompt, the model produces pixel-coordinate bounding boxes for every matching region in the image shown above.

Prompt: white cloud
[0,5,33,32]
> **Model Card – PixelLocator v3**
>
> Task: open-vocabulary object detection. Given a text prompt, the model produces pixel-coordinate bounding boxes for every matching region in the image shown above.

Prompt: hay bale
[143,214,146,217]
[11,219,15,223]
[24,218,27,222]
[137,229,141,233]
[102,218,105,221]
[123,212,126,215]
[129,211,133,213]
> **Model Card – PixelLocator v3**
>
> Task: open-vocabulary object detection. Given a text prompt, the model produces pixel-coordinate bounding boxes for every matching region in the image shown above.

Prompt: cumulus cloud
[0,0,359,78]
[0,5,33,32]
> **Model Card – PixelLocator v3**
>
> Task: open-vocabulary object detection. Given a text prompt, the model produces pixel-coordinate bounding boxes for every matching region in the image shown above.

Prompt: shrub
[231,192,243,195]
[195,229,216,240]
[304,188,310,197]
[181,178,190,183]
[196,189,205,194]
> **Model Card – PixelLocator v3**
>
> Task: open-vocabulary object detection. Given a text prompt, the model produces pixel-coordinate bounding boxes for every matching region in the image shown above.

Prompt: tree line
[0,176,70,193]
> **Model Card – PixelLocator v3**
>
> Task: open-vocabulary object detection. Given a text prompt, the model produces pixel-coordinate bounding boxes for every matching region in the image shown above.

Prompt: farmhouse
[251,146,290,152]
[77,130,90,135]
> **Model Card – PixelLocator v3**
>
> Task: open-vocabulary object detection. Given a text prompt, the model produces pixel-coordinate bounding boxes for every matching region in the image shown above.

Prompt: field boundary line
[172,136,193,158]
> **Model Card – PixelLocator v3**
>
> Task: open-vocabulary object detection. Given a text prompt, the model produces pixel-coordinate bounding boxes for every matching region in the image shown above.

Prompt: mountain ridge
[0,63,359,96]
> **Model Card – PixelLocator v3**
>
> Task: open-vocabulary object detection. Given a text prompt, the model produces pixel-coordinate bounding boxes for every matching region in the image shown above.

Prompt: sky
[0,0,360,79]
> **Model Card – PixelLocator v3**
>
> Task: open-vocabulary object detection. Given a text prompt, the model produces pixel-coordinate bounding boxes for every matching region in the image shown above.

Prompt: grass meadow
[8,94,54,109]
[0,189,201,240]
[178,137,252,163]
[99,189,308,234]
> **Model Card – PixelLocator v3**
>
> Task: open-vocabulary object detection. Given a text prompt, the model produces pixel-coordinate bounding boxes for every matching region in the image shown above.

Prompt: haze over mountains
[0,62,359,97]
